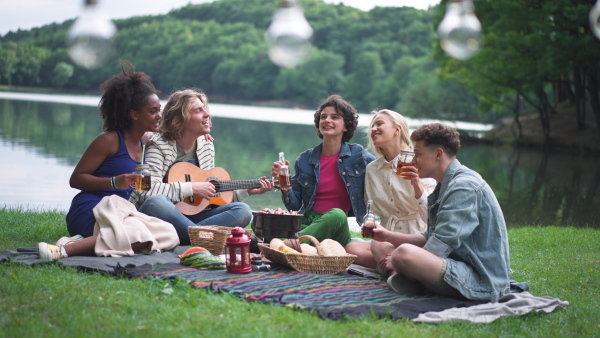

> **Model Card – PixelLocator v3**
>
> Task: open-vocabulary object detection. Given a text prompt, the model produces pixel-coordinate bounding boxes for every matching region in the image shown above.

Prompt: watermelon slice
[178,246,208,258]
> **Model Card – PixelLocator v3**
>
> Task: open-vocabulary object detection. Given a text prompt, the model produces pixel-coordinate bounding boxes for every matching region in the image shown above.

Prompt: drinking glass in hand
[134,164,151,191]
[392,150,415,179]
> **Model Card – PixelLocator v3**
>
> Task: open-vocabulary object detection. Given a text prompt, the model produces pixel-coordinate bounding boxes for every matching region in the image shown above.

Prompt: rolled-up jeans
[138,194,252,245]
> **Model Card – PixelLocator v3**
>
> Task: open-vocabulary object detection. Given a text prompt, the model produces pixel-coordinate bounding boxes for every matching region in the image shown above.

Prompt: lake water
[1,92,598,228]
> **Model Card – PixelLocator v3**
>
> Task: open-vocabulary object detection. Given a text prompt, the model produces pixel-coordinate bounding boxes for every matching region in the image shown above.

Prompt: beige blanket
[92,195,179,257]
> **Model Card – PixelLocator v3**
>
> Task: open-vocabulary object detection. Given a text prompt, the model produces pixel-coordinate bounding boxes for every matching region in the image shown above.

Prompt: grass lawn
[1,207,599,337]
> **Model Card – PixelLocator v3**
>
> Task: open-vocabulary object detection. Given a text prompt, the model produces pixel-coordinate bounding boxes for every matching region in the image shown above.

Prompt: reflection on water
[0,95,598,227]
[0,140,77,210]
[458,144,599,227]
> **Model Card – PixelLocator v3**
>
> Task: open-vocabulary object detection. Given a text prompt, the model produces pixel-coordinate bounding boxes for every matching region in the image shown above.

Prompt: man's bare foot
[377,254,395,278]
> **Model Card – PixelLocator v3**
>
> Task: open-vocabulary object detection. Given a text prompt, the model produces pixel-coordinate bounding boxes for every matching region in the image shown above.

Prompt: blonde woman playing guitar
[134,89,273,245]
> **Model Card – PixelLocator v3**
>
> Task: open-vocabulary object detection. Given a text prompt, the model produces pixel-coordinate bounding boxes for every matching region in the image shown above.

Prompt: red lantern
[225,227,252,274]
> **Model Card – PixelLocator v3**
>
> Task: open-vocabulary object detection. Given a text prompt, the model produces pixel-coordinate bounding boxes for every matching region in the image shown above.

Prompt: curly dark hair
[313,95,358,143]
[98,60,159,131]
[410,123,461,157]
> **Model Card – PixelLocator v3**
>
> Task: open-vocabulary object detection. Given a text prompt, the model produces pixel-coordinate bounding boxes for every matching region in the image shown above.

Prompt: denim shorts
[425,259,466,299]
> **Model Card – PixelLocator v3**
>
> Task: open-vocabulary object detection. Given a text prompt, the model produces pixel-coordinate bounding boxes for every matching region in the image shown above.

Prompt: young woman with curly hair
[37,61,178,261]
[271,95,376,249]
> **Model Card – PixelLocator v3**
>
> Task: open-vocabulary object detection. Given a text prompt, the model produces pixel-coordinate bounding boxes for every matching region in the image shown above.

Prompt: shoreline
[4,85,597,153]
[483,106,600,154]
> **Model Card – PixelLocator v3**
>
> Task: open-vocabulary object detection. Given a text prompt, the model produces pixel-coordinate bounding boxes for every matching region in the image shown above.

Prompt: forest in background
[1,0,600,139]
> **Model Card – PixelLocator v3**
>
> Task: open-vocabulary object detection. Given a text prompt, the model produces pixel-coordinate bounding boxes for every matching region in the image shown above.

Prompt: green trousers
[299,208,351,247]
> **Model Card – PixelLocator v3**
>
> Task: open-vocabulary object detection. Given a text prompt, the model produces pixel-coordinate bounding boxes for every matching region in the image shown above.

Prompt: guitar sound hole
[208,177,222,195]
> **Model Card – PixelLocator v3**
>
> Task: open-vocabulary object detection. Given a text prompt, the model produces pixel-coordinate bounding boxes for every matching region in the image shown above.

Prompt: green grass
[1,207,599,337]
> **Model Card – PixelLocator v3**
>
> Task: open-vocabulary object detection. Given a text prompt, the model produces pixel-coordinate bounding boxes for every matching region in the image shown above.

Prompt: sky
[0,0,441,36]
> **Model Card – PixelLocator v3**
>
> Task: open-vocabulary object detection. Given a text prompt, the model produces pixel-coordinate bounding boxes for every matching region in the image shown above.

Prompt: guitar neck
[214,179,266,192]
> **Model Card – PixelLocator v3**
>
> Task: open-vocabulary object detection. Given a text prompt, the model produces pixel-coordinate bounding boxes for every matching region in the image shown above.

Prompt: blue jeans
[138,195,252,245]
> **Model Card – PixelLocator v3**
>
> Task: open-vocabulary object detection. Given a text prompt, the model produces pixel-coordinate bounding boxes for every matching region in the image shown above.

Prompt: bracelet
[110,176,117,189]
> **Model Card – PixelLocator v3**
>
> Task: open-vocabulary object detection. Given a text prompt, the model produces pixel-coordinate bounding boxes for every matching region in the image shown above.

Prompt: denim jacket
[282,143,376,225]
[424,159,511,302]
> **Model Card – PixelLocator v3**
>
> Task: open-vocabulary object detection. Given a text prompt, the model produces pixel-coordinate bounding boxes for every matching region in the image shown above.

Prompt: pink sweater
[311,152,351,214]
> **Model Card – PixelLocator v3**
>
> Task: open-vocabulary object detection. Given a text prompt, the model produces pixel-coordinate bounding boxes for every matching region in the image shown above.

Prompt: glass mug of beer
[134,164,151,191]
[393,150,415,179]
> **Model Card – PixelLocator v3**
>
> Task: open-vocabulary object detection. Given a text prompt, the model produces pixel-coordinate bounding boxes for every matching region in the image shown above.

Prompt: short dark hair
[313,95,358,143]
[410,123,461,157]
[98,60,159,131]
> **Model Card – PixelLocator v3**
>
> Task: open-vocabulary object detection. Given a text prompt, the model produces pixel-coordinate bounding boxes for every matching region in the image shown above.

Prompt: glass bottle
[278,152,292,191]
[134,164,151,191]
[362,199,376,238]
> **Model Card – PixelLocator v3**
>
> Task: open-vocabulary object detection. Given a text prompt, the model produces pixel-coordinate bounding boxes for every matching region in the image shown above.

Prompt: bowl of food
[251,208,303,242]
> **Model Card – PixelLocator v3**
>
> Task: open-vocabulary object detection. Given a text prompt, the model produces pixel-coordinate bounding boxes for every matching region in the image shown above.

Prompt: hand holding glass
[392,150,415,179]
[362,214,380,239]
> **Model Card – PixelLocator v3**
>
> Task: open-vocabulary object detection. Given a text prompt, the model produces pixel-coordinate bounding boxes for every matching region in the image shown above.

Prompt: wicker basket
[188,226,252,255]
[251,211,303,242]
[257,235,356,274]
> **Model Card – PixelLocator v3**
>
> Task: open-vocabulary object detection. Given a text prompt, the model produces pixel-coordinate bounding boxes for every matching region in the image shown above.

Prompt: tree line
[1,0,600,136]
[434,0,600,140]
[0,0,492,123]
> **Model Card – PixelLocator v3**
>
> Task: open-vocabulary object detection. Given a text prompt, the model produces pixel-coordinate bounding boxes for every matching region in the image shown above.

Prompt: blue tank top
[91,129,140,192]
[66,130,141,237]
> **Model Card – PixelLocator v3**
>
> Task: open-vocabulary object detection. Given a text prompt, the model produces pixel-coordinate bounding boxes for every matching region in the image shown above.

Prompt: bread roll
[317,239,346,256]
[270,238,285,249]
[300,243,318,255]
[270,238,300,254]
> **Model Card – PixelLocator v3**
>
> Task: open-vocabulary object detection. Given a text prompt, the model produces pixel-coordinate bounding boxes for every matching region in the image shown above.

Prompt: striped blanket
[2,245,568,322]
[149,264,481,320]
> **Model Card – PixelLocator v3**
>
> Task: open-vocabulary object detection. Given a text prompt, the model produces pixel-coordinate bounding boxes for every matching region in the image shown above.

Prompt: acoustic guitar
[166,161,268,215]
[165,162,268,215]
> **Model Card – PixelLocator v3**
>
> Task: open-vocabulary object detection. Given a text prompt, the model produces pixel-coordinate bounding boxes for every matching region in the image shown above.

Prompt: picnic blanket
[1,244,569,322]
[0,244,187,273]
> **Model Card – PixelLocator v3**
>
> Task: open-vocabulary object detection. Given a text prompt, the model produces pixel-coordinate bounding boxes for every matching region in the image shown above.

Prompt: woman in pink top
[271,95,376,248]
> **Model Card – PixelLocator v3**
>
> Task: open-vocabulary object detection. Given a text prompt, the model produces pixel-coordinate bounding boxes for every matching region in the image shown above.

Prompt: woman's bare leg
[345,241,376,268]
[64,236,153,257]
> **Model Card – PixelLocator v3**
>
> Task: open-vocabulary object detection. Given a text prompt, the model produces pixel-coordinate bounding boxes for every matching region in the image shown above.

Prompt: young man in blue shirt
[372,123,511,302]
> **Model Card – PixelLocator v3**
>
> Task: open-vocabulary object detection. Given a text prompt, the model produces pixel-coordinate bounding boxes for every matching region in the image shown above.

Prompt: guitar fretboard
[213,179,265,192]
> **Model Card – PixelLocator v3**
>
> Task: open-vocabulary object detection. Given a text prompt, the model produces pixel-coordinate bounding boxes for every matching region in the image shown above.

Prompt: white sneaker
[56,234,84,246]
[386,274,427,296]
[38,242,67,260]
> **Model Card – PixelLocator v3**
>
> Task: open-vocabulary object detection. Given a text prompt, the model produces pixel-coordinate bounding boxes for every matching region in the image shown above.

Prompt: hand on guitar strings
[247,176,274,196]
[192,181,217,200]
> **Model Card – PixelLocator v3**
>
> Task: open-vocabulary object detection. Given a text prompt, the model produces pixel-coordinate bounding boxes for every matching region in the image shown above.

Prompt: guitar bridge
[185,173,195,203]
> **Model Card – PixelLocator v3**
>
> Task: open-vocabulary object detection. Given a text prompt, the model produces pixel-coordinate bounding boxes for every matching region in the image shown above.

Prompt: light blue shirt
[425,159,511,302]
[282,143,376,225]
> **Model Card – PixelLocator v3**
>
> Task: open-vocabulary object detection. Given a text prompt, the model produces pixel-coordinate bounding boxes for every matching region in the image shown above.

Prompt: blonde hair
[367,109,412,158]
[160,89,209,141]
